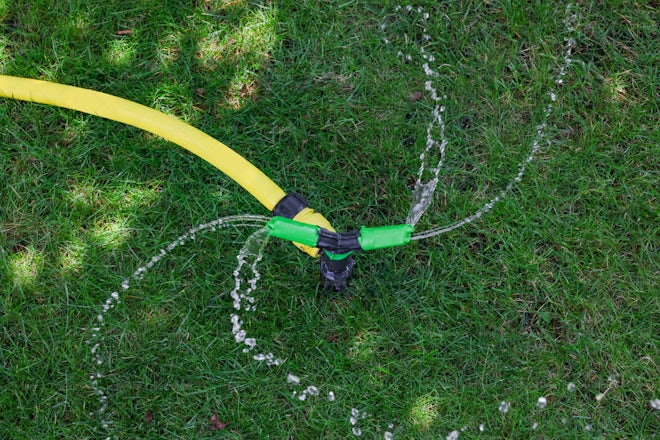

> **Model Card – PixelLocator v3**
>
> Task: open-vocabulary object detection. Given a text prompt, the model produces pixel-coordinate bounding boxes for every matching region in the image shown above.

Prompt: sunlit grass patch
[63,11,93,41]
[408,392,440,430]
[196,5,277,109]
[8,245,43,287]
[105,38,137,67]
[57,238,86,275]
[196,6,277,68]
[59,116,91,147]
[66,180,105,213]
[0,36,10,72]
[603,71,630,103]
[348,329,377,362]
[89,216,130,249]
[156,31,182,68]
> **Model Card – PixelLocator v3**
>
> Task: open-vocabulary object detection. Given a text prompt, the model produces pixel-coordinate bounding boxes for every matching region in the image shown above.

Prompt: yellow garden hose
[0,75,286,209]
[0,75,333,256]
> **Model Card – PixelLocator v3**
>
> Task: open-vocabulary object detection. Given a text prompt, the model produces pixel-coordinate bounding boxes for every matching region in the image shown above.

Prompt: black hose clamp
[316,228,362,255]
[272,193,309,219]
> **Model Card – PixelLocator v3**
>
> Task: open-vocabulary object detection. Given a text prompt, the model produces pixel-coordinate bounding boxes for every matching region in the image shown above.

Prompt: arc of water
[87,4,580,438]
[382,5,449,227]
[87,215,269,436]
[411,4,578,240]
[412,31,577,240]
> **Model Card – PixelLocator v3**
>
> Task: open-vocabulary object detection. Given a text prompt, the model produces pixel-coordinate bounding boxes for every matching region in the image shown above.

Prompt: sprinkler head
[266,216,413,291]
[319,252,355,291]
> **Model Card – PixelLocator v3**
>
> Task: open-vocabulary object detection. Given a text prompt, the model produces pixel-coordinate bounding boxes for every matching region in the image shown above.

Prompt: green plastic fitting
[266,216,320,248]
[358,224,414,250]
[266,216,413,253]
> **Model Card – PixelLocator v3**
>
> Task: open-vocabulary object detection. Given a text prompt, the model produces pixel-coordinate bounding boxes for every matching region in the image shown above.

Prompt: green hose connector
[267,216,413,291]
[358,224,414,250]
[266,216,413,253]
[267,216,320,248]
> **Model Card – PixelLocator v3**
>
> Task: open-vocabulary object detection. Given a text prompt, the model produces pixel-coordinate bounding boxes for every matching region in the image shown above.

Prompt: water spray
[0,2,588,437]
[0,0,575,290]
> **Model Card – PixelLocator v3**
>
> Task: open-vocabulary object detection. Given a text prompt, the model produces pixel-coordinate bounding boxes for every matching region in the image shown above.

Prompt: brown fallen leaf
[409,91,423,102]
[115,29,133,36]
[239,84,248,98]
[144,410,154,422]
[209,412,228,430]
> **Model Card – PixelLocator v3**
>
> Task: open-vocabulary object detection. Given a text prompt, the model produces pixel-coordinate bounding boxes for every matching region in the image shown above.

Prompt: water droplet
[498,401,510,414]
[537,396,547,409]
[651,399,660,410]
[446,430,459,440]
[234,329,246,343]
[567,382,577,392]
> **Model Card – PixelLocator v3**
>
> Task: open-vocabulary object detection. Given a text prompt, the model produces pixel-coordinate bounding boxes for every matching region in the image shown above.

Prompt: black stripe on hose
[272,193,310,219]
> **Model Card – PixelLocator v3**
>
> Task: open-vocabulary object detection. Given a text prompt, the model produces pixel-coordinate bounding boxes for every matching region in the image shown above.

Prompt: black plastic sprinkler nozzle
[320,252,356,291]
[314,228,361,291]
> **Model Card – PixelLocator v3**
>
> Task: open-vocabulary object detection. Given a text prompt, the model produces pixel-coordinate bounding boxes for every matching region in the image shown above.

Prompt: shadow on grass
[0,0,285,436]
[1,0,658,438]
[0,0,278,280]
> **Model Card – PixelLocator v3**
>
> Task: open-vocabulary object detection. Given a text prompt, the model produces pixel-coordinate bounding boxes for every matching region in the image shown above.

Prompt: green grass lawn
[1,0,658,438]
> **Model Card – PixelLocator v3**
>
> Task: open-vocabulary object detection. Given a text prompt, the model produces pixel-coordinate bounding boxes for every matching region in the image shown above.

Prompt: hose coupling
[266,217,414,291]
